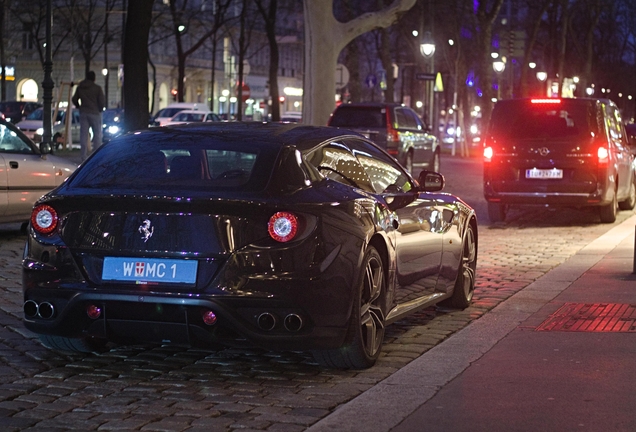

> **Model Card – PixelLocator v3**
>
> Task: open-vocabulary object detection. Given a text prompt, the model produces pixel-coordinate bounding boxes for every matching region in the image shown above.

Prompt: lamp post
[493,60,506,100]
[420,31,435,129]
[536,71,547,97]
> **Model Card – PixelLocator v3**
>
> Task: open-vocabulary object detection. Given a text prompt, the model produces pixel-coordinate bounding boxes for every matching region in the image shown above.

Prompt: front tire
[619,179,636,210]
[487,202,506,223]
[440,223,477,309]
[312,247,385,369]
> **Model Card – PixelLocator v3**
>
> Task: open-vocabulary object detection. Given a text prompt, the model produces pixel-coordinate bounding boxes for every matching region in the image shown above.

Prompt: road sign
[335,63,350,89]
[415,72,435,81]
[365,74,377,88]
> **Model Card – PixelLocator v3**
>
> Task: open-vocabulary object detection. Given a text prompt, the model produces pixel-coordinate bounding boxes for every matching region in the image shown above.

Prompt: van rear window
[329,106,387,128]
[491,99,598,139]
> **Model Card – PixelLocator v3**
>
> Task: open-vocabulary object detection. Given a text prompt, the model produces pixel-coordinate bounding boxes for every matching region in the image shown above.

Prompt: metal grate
[536,303,636,332]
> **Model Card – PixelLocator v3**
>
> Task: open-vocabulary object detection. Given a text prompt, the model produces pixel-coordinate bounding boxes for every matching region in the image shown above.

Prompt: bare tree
[123,0,153,132]
[254,0,281,121]
[302,0,416,126]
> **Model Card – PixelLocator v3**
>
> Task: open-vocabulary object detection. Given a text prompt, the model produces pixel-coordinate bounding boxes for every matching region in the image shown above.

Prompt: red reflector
[531,98,561,104]
[268,212,299,242]
[86,304,102,319]
[386,148,399,156]
[31,204,58,234]
[202,310,217,325]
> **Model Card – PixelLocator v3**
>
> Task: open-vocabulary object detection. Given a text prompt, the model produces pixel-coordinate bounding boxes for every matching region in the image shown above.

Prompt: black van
[483,98,636,223]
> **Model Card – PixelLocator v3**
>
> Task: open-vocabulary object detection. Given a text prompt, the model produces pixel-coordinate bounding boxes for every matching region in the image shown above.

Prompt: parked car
[163,110,221,125]
[151,103,207,126]
[0,101,42,123]
[102,108,124,143]
[16,107,84,147]
[0,119,77,226]
[22,122,477,369]
[328,102,440,174]
[483,97,636,223]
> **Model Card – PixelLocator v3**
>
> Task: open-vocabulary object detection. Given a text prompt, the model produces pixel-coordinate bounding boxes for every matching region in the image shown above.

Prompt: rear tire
[39,335,107,354]
[439,223,477,309]
[599,191,618,223]
[619,179,636,210]
[487,202,506,223]
[312,247,385,369]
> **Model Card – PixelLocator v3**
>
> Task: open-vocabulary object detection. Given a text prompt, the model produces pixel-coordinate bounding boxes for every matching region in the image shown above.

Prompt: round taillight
[202,310,217,325]
[86,304,102,319]
[31,205,58,234]
[268,212,298,242]
[598,146,609,162]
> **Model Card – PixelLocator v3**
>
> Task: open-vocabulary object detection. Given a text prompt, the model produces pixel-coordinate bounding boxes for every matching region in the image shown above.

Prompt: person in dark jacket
[72,71,105,161]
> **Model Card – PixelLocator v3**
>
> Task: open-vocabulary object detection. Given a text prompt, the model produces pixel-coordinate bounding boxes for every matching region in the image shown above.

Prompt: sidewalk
[309,215,636,432]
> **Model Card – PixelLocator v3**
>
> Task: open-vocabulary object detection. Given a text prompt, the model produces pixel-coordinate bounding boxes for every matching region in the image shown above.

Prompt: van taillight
[386,123,399,156]
[598,146,609,165]
[484,146,494,162]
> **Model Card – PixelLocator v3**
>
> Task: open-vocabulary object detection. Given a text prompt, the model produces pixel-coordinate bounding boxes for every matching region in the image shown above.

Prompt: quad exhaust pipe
[24,300,55,319]
[257,312,304,332]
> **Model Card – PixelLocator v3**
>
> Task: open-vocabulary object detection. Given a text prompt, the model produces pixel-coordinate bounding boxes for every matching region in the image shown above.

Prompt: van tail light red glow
[484,146,494,162]
[31,205,58,234]
[386,125,400,156]
[597,146,609,165]
[268,212,298,242]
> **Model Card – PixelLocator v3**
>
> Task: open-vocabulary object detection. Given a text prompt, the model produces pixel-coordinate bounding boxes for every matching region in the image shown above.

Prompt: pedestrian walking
[72,71,105,161]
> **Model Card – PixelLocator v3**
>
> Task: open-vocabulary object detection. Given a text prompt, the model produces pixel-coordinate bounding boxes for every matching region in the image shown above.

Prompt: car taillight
[31,204,58,234]
[484,146,494,162]
[386,125,399,156]
[268,212,298,242]
[598,146,609,165]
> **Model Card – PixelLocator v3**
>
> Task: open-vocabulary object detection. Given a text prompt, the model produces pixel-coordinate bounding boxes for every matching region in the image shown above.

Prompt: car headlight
[107,125,120,135]
[36,127,44,136]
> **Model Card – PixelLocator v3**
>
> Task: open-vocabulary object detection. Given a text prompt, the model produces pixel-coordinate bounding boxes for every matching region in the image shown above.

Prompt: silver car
[16,107,83,147]
[0,119,77,225]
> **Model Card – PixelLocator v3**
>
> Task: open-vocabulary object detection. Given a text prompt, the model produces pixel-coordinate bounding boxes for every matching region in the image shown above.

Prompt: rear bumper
[22,288,349,351]
[483,186,612,207]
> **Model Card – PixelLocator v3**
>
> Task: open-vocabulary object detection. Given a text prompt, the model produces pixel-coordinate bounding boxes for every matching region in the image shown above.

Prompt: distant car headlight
[36,127,44,136]
[107,125,120,135]
[447,127,455,136]
[470,124,479,135]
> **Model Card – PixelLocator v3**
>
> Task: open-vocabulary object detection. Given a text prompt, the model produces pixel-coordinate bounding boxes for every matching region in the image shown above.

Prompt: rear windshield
[67,131,280,192]
[0,102,23,115]
[156,108,187,118]
[490,99,599,140]
[329,106,387,128]
[26,108,64,122]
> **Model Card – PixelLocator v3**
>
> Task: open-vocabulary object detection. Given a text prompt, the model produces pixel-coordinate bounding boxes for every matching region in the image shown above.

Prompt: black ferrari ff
[23,122,478,369]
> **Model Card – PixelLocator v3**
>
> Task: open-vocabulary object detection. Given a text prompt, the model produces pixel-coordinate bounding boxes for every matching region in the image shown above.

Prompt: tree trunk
[555,0,569,97]
[302,0,416,126]
[123,0,153,132]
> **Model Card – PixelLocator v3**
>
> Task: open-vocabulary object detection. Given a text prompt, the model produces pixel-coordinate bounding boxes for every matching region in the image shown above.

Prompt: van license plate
[102,257,197,284]
[526,168,563,179]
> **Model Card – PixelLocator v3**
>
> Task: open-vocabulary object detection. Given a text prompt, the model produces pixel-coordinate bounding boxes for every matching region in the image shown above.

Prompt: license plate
[102,257,198,284]
[526,168,563,179]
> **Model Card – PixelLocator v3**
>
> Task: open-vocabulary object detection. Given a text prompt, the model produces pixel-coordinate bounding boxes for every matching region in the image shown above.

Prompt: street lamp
[419,32,435,58]
[419,31,435,129]
[493,60,506,100]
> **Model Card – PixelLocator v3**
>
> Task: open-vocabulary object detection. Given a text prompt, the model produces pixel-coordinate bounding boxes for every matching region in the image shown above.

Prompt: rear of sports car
[22,126,368,353]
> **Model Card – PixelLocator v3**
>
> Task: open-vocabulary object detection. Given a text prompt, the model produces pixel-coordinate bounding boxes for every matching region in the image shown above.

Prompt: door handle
[9,161,18,169]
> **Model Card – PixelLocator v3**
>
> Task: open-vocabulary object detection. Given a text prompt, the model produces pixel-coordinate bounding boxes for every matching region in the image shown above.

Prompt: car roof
[335,102,404,109]
[147,121,363,151]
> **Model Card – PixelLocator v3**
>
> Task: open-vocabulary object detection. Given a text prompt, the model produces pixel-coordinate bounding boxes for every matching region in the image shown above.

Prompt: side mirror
[39,142,52,155]
[418,170,444,192]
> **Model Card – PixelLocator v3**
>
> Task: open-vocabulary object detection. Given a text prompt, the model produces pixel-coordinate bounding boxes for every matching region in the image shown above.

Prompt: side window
[394,108,409,130]
[73,110,81,124]
[305,141,374,192]
[0,124,34,153]
[405,109,424,130]
[345,139,414,194]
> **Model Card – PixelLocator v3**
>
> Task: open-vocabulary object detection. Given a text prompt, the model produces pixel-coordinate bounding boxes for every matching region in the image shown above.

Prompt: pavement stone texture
[0,202,632,431]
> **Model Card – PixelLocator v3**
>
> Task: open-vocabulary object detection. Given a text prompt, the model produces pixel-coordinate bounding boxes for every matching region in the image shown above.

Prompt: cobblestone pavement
[0,204,633,431]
